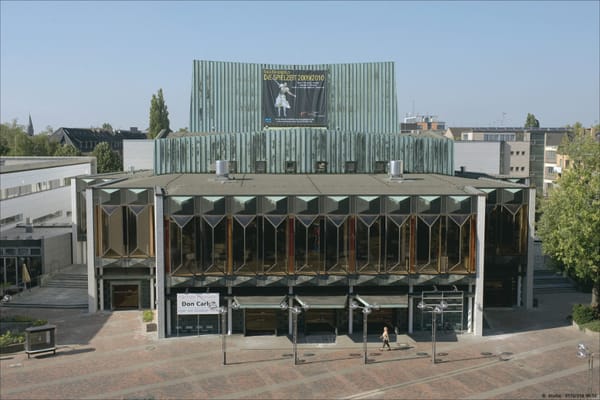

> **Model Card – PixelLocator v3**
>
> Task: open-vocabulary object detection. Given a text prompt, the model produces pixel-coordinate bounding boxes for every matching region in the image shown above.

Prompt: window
[374,161,387,174]
[344,161,357,173]
[285,161,297,174]
[521,167,525,171]
[255,161,267,173]
[315,161,328,173]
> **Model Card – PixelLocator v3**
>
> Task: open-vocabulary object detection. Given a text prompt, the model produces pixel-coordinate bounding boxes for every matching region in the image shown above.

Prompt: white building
[0,157,96,291]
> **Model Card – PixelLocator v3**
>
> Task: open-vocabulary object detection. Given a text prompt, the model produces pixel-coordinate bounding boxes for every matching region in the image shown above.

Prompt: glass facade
[164,195,479,278]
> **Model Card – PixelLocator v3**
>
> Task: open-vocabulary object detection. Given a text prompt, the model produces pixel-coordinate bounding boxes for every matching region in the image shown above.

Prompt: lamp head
[279,300,289,311]
[439,300,448,309]
[417,301,426,310]
[363,307,372,315]
[350,301,359,310]
[231,301,240,310]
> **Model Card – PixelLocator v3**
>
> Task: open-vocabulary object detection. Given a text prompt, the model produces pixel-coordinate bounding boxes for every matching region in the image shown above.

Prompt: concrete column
[467,283,473,333]
[227,287,232,335]
[517,275,522,307]
[86,188,97,313]
[150,276,155,310]
[348,285,353,334]
[70,180,79,263]
[288,286,293,334]
[154,187,166,338]
[474,194,486,336]
[524,187,536,309]
[408,283,414,334]
[166,298,171,337]
[99,278,104,311]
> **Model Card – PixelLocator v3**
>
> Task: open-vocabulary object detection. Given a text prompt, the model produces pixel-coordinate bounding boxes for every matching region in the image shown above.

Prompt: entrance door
[245,309,278,335]
[304,309,337,335]
[1,257,18,294]
[111,284,140,310]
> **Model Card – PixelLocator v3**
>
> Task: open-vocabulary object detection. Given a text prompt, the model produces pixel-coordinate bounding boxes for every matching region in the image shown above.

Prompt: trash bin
[25,324,56,358]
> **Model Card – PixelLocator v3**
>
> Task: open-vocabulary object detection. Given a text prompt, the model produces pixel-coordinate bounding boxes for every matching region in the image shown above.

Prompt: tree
[537,124,600,306]
[92,142,122,173]
[148,88,170,138]
[54,144,81,156]
[101,123,113,132]
[524,113,540,128]
[0,120,26,155]
[31,134,57,156]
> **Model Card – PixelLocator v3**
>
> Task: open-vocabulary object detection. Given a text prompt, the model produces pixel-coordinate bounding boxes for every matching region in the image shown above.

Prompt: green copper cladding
[189,60,398,134]
[153,130,453,175]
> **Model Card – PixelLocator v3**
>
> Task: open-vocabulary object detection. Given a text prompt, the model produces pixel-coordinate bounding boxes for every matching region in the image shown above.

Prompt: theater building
[78,61,535,339]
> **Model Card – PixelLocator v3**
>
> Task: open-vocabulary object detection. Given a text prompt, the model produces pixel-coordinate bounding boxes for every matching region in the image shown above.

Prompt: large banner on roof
[262,69,327,127]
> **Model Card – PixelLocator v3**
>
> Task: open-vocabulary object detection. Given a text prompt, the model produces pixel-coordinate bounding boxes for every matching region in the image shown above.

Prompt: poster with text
[176,293,220,315]
[262,69,327,127]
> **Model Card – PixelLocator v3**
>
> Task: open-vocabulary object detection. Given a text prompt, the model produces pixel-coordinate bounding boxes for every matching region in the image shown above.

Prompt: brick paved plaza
[1,292,598,400]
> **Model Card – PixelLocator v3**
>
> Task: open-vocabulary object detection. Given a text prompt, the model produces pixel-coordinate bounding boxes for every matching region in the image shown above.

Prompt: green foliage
[92,142,122,173]
[0,315,48,325]
[572,304,598,325]
[524,113,540,128]
[101,123,113,131]
[1,120,56,156]
[0,331,25,346]
[581,320,600,332]
[0,120,26,155]
[148,88,170,139]
[54,144,81,156]
[538,123,600,306]
[142,309,154,323]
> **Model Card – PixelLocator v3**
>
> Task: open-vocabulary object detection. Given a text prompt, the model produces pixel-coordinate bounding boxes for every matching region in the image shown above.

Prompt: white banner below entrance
[177,293,220,315]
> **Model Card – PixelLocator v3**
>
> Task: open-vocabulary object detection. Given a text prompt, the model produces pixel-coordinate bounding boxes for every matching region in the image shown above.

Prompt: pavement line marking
[342,337,588,400]
[464,363,592,399]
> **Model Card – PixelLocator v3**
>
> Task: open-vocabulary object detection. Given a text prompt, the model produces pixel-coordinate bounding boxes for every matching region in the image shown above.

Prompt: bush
[581,320,600,332]
[0,315,47,325]
[142,310,154,323]
[0,330,25,347]
[572,304,597,325]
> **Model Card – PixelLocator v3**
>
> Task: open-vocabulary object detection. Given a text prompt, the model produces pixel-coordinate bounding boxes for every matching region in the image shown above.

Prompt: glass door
[1,257,18,294]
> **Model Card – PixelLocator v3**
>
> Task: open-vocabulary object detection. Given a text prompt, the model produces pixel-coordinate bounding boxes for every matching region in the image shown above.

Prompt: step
[44,281,87,289]
[52,274,87,280]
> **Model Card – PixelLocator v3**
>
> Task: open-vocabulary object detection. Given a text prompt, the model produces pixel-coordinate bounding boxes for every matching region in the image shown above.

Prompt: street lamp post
[280,300,308,365]
[350,300,379,364]
[417,300,448,364]
[577,343,595,394]
[217,306,228,365]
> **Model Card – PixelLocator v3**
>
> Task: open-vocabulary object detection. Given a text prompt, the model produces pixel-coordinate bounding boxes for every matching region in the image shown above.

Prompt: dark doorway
[112,284,139,310]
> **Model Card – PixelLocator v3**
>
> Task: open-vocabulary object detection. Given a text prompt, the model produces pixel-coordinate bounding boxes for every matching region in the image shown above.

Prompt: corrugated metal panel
[154,131,453,175]
[190,61,398,134]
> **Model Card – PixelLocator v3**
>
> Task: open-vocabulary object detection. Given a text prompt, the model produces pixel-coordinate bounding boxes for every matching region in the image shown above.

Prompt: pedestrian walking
[380,326,391,351]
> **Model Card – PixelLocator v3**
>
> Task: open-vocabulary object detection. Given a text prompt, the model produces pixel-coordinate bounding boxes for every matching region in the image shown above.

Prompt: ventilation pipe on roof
[215,160,229,180]
[389,160,404,181]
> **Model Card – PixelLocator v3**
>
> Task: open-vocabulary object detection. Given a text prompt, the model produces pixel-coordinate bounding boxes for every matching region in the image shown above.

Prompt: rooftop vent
[215,160,229,180]
[389,160,404,181]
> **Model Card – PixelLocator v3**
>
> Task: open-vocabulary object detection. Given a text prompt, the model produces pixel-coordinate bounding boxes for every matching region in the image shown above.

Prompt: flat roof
[0,156,95,174]
[0,225,72,241]
[98,172,528,197]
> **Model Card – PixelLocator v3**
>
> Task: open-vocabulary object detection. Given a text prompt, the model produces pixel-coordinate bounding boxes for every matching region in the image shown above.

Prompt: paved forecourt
[1,292,598,400]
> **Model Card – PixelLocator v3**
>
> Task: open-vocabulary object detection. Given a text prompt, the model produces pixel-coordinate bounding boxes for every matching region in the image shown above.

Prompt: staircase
[43,273,87,289]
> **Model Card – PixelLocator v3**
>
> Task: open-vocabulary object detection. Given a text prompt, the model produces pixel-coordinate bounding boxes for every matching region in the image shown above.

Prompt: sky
[1,1,599,133]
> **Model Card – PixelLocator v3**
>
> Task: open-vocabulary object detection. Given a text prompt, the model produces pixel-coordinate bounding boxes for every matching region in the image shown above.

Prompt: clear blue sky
[1,1,599,132]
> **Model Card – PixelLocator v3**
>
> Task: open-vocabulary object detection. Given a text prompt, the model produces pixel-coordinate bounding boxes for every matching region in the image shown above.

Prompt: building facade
[0,156,96,292]
[77,61,535,340]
